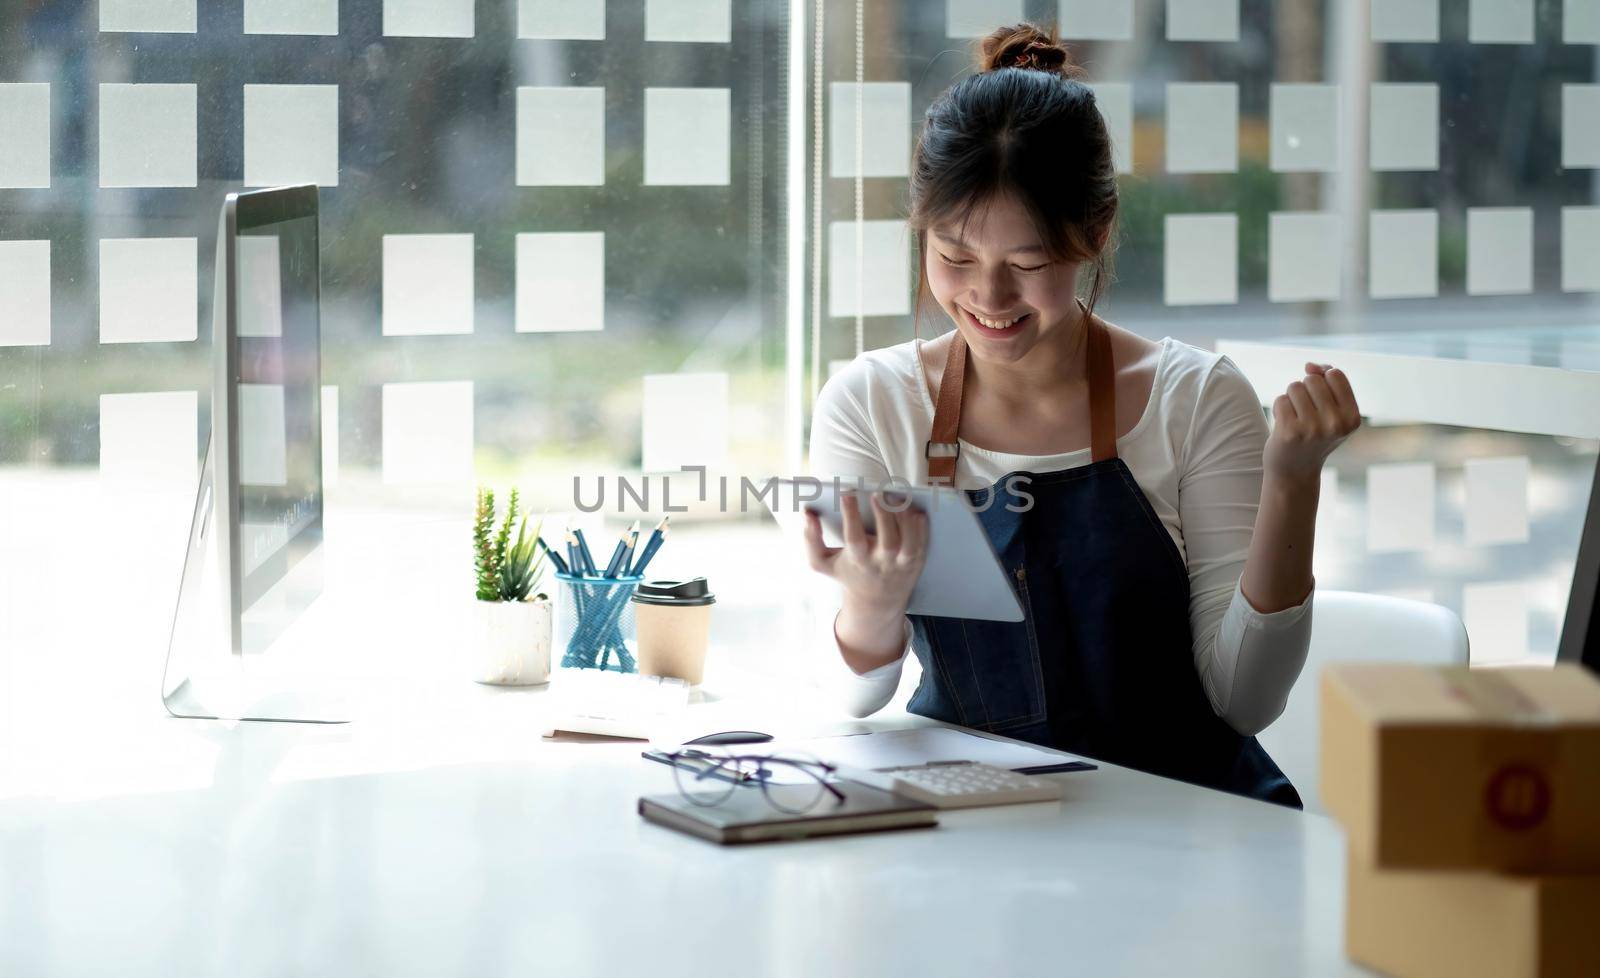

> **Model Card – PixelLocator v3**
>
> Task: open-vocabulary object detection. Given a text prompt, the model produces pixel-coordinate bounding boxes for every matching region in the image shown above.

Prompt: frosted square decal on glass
[0,241,50,347]
[99,391,197,489]
[1090,83,1133,174]
[1369,84,1437,171]
[1464,456,1530,546]
[516,232,604,332]
[1270,84,1338,172]
[321,386,339,488]
[99,83,197,188]
[100,0,195,32]
[646,0,730,43]
[1269,213,1340,303]
[644,88,730,186]
[236,236,283,338]
[1467,207,1533,296]
[1167,0,1239,41]
[1369,210,1437,299]
[245,0,338,35]
[1366,461,1435,554]
[1562,207,1600,293]
[641,373,729,473]
[1166,83,1238,174]
[1569,0,1600,42]
[238,384,288,488]
[384,0,472,37]
[1163,214,1237,306]
[0,84,50,188]
[1562,85,1600,169]
[517,87,604,186]
[948,0,1023,37]
[244,85,339,188]
[1463,582,1529,665]
[520,0,605,39]
[1469,0,1533,43]
[828,220,910,318]
[382,382,474,486]
[99,238,197,344]
[382,234,474,336]
[829,83,911,179]
[1059,0,1133,40]
[1370,0,1437,41]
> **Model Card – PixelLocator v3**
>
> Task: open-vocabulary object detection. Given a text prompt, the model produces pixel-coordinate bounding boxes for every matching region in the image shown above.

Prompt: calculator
[839,760,1065,810]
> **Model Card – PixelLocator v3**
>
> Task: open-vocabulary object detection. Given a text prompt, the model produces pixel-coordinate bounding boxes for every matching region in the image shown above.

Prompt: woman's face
[924,193,1081,365]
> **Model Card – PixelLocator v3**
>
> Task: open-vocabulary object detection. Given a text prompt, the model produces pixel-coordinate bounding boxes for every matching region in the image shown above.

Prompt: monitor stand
[161,435,350,724]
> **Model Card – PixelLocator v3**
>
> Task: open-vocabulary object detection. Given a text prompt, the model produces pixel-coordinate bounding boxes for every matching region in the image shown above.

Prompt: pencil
[628,516,669,578]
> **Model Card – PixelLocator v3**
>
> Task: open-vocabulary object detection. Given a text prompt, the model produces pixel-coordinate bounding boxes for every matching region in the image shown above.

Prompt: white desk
[0,690,1378,978]
[1218,324,1600,438]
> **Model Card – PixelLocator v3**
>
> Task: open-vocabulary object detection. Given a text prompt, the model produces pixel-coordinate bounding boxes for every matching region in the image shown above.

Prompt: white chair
[1257,590,1470,814]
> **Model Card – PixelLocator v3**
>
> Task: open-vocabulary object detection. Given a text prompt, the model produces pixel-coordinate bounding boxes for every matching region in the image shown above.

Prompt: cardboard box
[1321,663,1600,873]
[1346,858,1600,978]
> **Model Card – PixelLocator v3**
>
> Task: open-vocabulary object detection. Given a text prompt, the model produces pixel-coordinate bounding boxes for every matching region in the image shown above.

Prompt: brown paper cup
[634,602,713,685]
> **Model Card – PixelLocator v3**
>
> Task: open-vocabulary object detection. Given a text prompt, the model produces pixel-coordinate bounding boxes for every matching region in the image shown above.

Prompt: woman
[802,24,1360,807]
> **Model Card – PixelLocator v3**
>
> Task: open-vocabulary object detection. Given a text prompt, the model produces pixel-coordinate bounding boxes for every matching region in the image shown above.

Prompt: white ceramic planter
[470,598,552,686]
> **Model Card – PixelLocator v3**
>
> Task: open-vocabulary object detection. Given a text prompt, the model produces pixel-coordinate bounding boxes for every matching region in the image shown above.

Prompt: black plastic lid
[630,577,716,606]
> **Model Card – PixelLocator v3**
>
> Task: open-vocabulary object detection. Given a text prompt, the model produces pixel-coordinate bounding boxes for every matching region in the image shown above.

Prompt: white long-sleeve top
[806,334,1313,737]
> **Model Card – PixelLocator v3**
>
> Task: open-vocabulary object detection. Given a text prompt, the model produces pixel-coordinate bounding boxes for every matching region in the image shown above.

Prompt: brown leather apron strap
[925,329,967,486]
[1087,312,1117,464]
[924,302,1118,486]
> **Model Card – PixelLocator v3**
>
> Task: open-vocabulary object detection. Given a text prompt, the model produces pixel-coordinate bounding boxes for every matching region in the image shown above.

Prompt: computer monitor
[162,184,343,722]
[1557,454,1600,675]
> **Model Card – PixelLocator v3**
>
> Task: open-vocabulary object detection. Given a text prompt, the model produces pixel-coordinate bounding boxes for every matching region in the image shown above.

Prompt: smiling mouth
[962,307,1030,331]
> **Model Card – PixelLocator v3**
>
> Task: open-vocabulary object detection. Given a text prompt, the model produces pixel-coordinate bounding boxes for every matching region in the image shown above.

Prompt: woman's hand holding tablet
[802,491,928,674]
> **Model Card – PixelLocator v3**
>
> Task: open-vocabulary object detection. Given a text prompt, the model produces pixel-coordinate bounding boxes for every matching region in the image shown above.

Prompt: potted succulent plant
[470,487,552,685]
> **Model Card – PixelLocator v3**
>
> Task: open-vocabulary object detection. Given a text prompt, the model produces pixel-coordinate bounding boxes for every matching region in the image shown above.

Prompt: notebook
[638,782,938,845]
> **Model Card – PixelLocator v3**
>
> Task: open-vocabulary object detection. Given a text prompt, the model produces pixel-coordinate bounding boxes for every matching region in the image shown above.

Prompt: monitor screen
[233,202,322,615]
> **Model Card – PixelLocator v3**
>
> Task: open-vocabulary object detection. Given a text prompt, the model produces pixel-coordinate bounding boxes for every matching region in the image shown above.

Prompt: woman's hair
[909,23,1119,329]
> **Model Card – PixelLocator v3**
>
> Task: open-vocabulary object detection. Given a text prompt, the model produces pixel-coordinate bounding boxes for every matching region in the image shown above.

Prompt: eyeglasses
[663,747,847,814]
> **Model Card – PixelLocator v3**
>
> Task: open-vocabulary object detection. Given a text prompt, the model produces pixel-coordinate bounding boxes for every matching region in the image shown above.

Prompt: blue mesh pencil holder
[554,572,644,673]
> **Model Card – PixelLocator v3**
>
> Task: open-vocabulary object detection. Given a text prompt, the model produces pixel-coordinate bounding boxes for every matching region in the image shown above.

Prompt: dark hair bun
[978,24,1082,80]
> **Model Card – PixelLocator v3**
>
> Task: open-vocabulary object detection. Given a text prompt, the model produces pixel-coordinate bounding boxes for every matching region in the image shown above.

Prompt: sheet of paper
[1563,84,1600,169]
[518,86,605,186]
[99,83,197,188]
[520,0,605,39]
[1467,207,1532,296]
[1059,0,1133,40]
[0,84,50,188]
[384,0,473,37]
[646,0,730,43]
[100,0,195,32]
[1369,83,1438,172]
[1164,213,1237,306]
[1562,206,1600,292]
[1167,0,1238,41]
[1270,83,1338,173]
[100,237,197,344]
[244,0,338,35]
[767,726,1085,772]
[382,233,474,335]
[829,82,911,179]
[1090,82,1133,174]
[244,84,339,187]
[1269,211,1340,303]
[0,240,50,347]
[1368,209,1437,299]
[1570,0,1600,42]
[644,87,730,186]
[1469,0,1532,43]
[1166,82,1238,174]
[947,0,1023,38]
[1371,0,1438,42]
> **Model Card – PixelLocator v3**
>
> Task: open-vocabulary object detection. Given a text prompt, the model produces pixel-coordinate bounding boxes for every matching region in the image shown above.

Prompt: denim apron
[912,317,1300,807]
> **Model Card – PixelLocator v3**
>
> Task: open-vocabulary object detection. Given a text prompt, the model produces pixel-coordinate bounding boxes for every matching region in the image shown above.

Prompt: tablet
[768,478,1025,622]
